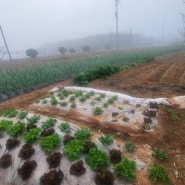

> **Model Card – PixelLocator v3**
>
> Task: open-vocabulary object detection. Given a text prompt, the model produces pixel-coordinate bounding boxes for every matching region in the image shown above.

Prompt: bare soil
[0,52,185,184]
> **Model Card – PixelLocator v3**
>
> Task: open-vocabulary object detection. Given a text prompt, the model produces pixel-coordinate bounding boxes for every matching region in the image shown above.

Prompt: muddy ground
[0,52,185,185]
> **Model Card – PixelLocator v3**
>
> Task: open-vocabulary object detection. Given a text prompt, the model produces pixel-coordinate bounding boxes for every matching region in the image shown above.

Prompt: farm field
[0,49,185,185]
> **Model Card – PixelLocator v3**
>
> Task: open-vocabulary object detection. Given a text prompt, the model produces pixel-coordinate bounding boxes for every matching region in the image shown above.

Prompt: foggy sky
[0,0,184,51]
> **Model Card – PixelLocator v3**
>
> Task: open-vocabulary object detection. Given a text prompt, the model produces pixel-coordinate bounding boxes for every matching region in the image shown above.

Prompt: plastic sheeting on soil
[0,111,151,185]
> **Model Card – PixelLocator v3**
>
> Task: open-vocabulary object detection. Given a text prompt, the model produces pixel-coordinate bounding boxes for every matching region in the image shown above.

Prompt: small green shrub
[107,98,114,104]
[95,96,102,102]
[152,149,167,160]
[6,122,25,137]
[114,157,136,182]
[85,92,91,99]
[27,115,40,124]
[23,128,42,144]
[100,93,106,98]
[148,165,170,185]
[2,108,19,118]
[74,128,91,141]
[99,134,114,146]
[124,141,135,152]
[0,120,13,131]
[85,148,110,170]
[63,140,84,161]
[103,102,108,108]
[94,107,103,115]
[40,134,61,153]
[17,111,28,119]
[41,118,57,129]
[50,96,58,105]
[58,122,70,133]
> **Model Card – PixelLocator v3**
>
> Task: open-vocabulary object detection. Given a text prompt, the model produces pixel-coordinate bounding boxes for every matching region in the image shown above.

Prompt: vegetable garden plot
[35,86,170,131]
[0,109,151,185]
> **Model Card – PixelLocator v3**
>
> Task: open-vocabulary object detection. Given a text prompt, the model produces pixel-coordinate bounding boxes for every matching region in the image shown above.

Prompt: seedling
[152,149,167,160]
[124,141,135,152]
[17,111,28,119]
[41,118,57,129]
[74,90,83,97]
[85,148,110,171]
[60,101,67,107]
[40,134,61,153]
[114,157,136,182]
[79,96,86,102]
[58,122,70,133]
[0,120,13,131]
[63,139,84,161]
[74,128,91,141]
[70,103,76,108]
[23,128,41,144]
[6,122,25,137]
[98,134,114,146]
[94,107,103,115]
[2,108,18,118]
[148,165,170,185]
[27,115,40,124]
[69,95,76,102]
[50,96,58,105]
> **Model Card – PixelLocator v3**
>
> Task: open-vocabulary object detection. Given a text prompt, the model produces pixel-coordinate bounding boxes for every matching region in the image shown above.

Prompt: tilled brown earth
[0,52,185,184]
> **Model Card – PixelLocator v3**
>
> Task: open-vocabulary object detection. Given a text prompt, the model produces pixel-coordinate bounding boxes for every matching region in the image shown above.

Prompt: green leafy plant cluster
[0,120,13,131]
[73,65,121,86]
[93,107,103,115]
[6,122,25,137]
[63,139,84,161]
[74,128,91,141]
[107,95,118,104]
[74,90,83,97]
[114,157,136,182]
[124,141,135,152]
[69,95,76,102]
[58,122,70,133]
[41,118,57,129]
[85,148,110,170]
[98,134,114,146]
[148,165,170,185]
[40,133,61,153]
[152,149,167,160]
[17,111,28,119]
[23,128,41,144]
[27,115,40,124]
[2,108,19,118]
[50,96,58,105]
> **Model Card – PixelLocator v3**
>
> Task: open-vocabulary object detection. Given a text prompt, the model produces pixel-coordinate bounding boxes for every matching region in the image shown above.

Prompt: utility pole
[114,0,120,49]
[0,25,12,60]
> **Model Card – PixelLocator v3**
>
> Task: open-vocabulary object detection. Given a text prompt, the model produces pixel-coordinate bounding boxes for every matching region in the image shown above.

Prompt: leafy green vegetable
[98,134,114,146]
[58,122,70,133]
[50,95,58,105]
[148,165,170,185]
[0,120,13,131]
[114,157,136,182]
[17,111,28,119]
[6,122,25,137]
[63,139,84,161]
[2,108,19,118]
[93,107,103,115]
[152,149,167,160]
[85,148,110,170]
[124,141,135,152]
[74,128,91,141]
[27,115,40,124]
[41,118,56,129]
[23,128,41,144]
[40,133,61,153]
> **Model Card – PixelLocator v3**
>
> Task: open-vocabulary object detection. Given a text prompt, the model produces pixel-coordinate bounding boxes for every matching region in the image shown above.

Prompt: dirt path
[0,52,185,184]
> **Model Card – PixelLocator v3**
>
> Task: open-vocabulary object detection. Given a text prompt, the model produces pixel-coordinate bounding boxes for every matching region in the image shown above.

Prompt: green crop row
[0,45,183,100]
